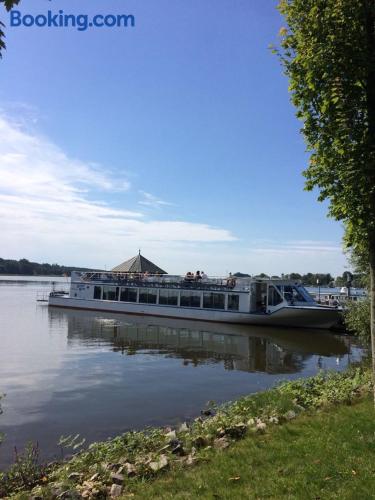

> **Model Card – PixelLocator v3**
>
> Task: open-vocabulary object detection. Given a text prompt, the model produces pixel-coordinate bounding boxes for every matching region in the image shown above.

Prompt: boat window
[268,286,283,306]
[120,287,137,302]
[139,288,157,304]
[295,286,314,302]
[228,294,239,310]
[158,289,178,306]
[94,286,102,299]
[180,291,201,308]
[203,293,225,309]
[102,286,119,301]
[277,285,309,304]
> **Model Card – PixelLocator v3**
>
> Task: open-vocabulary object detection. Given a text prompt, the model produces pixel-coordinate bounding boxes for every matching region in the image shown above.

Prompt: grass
[127,396,375,499]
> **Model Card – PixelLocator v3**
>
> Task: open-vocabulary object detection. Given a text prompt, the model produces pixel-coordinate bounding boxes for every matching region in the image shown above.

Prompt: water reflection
[0,279,361,469]
[50,308,352,376]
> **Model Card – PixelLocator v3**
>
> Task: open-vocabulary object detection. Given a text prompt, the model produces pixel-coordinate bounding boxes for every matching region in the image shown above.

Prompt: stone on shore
[110,484,123,497]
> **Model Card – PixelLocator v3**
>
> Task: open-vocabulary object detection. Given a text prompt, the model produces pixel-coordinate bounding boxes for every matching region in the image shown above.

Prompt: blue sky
[0,0,348,275]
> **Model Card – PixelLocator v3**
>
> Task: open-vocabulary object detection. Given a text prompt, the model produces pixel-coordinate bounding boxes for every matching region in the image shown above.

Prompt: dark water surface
[0,277,364,469]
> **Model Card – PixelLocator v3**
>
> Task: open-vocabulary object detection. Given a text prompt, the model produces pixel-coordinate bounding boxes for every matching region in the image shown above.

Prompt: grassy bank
[129,396,375,499]
[1,365,373,499]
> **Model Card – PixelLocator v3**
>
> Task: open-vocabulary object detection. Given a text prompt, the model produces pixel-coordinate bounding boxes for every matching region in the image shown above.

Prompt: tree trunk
[365,0,375,405]
[370,240,375,405]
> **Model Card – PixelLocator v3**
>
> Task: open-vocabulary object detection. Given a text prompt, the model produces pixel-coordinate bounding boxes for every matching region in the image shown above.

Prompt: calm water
[0,277,364,469]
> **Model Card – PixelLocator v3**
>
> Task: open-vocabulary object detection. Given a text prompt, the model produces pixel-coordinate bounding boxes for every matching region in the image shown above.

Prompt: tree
[277,0,375,401]
[0,0,21,57]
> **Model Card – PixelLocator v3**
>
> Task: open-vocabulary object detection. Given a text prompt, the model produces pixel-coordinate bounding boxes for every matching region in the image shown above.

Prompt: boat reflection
[48,308,353,375]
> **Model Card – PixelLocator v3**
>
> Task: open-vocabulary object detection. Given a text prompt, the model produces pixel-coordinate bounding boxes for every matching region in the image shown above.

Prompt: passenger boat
[48,270,341,329]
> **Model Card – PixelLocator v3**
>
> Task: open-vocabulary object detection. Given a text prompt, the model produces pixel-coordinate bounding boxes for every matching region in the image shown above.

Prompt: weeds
[0,442,49,497]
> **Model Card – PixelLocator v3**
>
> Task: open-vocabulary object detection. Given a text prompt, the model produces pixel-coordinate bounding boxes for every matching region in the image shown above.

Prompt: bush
[344,298,371,345]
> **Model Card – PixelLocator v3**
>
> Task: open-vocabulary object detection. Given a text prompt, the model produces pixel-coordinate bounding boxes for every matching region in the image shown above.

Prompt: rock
[158,454,169,470]
[213,437,230,449]
[192,436,207,448]
[169,438,180,447]
[149,454,169,472]
[123,462,137,477]
[216,427,226,438]
[57,491,81,499]
[224,424,247,438]
[165,430,176,439]
[201,409,212,416]
[256,422,267,433]
[269,416,279,425]
[91,487,101,498]
[186,454,197,466]
[49,483,66,497]
[285,410,296,420]
[81,491,91,499]
[171,442,185,456]
[110,484,123,498]
[82,481,94,490]
[110,472,125,485]
[178,422,189,433]
[107,462,121,471]
[68,472,82,481]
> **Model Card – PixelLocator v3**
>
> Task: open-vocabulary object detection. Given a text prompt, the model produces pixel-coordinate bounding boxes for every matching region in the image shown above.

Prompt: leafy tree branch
[0,0,21,57]
[276,0,375,401]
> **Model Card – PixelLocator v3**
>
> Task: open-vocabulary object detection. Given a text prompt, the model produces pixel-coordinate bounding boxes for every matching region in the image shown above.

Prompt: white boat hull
[48,296,341,329]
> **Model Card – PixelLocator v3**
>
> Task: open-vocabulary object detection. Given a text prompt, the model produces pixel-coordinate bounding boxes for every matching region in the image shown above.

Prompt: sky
[0,0,349,276]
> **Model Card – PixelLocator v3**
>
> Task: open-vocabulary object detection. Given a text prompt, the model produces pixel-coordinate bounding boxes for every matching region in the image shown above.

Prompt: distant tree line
[0,258,366,286]
[0,258,97,276]
[234,271,365,288]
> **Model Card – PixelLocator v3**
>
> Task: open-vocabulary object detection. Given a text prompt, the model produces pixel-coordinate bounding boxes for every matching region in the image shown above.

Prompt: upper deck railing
[74,271,301,293]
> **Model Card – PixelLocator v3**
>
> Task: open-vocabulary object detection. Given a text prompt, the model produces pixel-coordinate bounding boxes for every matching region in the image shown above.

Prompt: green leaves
[276,0,375,251]
[0,0,21,57]
[1,0,20,12]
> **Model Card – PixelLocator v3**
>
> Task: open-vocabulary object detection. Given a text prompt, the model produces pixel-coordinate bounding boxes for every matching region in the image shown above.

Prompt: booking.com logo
[9,9,135,31]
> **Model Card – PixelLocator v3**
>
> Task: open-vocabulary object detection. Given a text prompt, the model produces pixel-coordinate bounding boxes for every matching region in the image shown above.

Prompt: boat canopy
[111,252,167,274]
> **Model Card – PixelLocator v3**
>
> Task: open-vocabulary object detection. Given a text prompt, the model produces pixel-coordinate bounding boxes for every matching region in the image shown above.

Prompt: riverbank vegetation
[0,364,372,499]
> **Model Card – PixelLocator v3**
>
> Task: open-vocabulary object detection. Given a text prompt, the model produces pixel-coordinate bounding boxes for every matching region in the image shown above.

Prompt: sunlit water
[0,276,364,469]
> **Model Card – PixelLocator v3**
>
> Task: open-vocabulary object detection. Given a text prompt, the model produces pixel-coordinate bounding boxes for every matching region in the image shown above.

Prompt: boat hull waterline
[48,296,340,329]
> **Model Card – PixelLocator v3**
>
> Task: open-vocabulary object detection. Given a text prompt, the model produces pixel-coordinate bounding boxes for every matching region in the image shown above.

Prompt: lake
[0,276,364,469]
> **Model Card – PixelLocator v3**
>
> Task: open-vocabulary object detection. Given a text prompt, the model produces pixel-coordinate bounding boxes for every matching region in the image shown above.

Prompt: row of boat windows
[93,286,240,311]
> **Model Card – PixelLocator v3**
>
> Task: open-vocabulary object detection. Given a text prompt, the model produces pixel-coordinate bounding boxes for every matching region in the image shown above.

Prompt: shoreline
[1,362,372,499]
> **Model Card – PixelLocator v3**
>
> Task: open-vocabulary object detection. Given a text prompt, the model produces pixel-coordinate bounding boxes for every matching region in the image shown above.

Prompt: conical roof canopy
[111,253,167,274]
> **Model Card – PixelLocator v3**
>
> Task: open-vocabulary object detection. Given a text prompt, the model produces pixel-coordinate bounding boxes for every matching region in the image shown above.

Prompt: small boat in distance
[48,270,341,330]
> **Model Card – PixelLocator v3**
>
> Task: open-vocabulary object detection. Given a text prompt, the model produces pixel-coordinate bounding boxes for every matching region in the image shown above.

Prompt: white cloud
[248,240,342,255]
[138,190,174,208]
[0,113,347,275]
[0,115,236,270]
